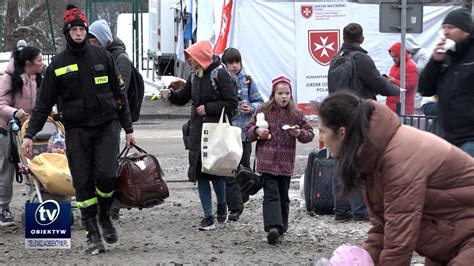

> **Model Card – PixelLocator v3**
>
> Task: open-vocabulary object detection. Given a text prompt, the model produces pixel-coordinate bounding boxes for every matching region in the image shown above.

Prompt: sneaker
[267,228,279,245]
[334,212,352,223]
[198,216,215,231]
[1,209,15,226]
[216,204,227,223]
[228,210,242,222]
[353,215,369,222]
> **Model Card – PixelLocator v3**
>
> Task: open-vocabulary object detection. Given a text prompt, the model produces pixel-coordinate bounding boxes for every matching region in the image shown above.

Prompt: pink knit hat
[328,245,374,266]
[184,40,213,69]
[271,75,292,97]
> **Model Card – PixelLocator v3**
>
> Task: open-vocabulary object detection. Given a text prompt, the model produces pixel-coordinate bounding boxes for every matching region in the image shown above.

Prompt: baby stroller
[10,116,75,226]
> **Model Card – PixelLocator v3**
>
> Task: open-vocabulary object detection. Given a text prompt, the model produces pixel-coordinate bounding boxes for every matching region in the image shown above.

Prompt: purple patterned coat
[246,106,314,177]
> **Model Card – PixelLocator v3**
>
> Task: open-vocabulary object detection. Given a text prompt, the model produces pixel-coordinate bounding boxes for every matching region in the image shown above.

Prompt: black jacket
[340,43,400,99]
[169,56,238,182]
[26,42,133,139]
[418,34,474,146]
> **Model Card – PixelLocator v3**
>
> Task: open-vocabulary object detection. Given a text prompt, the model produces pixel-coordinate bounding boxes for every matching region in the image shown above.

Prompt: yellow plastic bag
[28,153,75,196]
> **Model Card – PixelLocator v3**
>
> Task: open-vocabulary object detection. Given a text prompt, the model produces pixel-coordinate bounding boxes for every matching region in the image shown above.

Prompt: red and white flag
[213,0,233,55]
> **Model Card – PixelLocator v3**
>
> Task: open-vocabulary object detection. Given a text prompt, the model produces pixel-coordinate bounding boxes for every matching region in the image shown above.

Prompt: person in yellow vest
[21,4,135,255]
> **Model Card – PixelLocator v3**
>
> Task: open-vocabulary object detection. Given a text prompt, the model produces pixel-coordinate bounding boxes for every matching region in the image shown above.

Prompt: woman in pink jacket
[318,90,473,265]
[0,46,43,226]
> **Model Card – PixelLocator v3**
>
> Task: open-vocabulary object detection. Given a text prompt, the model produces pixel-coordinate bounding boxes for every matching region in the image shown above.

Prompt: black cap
[443,9,472,33]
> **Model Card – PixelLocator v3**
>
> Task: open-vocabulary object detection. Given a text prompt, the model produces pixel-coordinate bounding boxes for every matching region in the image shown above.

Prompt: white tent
[196,0,457,109]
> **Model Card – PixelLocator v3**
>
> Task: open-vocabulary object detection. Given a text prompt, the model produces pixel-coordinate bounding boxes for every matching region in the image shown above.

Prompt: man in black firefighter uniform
[21,4,136,255]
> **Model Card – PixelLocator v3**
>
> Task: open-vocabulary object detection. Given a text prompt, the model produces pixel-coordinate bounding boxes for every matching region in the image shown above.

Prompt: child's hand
[196,105,207,116]
[288,125,300,138]
[240,101,251,114]
[256,127,271,140]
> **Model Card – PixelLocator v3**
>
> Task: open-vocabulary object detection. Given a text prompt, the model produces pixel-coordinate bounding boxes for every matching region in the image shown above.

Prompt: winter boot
[82,218,105,255]
[267,227,280,245]
[98,197,118,244]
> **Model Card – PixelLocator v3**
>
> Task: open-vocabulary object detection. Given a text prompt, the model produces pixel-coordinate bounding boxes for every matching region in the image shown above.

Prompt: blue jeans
[459,141,474,157]
[197,177,226,217]
[332,175,367,219]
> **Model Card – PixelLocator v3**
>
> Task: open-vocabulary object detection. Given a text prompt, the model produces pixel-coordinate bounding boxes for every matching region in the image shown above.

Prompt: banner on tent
[295,2,350,107]
[214,0,234,54]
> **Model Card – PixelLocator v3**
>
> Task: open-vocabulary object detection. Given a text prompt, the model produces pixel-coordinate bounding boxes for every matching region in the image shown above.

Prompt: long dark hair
[318,90,374,195]
[5,46,41,96]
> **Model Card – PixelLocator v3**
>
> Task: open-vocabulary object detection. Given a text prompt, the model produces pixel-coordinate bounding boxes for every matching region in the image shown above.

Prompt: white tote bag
[201,108,243,176]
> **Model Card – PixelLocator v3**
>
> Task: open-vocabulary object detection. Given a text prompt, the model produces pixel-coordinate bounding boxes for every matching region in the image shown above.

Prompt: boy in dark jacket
[221,47,264,221]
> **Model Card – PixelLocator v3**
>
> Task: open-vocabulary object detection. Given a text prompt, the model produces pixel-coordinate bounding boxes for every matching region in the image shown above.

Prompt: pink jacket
[360,101,474,265]
[0,59,38,130]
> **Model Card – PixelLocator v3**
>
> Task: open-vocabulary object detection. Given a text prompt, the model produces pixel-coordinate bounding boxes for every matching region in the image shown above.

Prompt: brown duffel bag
[116,144,169,208]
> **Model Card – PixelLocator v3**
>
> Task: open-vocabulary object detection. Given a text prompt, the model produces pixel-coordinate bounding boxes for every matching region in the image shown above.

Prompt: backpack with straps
[110,50,145,122]
[209,64,242,100]
[327,50,363,95]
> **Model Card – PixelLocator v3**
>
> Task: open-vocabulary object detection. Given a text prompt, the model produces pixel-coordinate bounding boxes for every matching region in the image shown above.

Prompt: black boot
[216,203,228,223]
[98,197,118,244]
[82,218,105,255]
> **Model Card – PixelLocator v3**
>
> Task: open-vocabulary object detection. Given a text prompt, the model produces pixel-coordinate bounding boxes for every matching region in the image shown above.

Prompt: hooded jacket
[418,32,474,146]
[386,42,418,115]
[184,40,213,69]
[405,36,430,74]
[359,101,474,265]
[338,42,400,99]
[169,50,238,182]
[89,20,113,48]
[0,59,38,131]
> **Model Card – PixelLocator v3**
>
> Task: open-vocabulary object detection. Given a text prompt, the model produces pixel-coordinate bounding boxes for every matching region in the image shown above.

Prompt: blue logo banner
[25,200,71,249]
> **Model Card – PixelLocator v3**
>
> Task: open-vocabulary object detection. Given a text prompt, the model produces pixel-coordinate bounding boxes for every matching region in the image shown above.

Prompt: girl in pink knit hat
[245,75,315,245]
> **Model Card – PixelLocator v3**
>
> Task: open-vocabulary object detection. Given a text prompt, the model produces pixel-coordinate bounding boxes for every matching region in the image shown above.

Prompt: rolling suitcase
[304,148,335,214]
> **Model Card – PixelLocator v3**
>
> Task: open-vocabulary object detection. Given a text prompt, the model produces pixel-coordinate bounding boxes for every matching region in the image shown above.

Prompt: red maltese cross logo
[308,30,339,66]
[301,5,313,19]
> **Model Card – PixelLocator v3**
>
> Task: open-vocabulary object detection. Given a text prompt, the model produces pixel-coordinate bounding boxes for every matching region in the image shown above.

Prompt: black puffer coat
[169,56,238,182]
